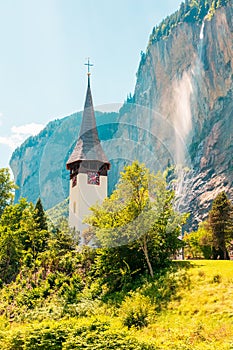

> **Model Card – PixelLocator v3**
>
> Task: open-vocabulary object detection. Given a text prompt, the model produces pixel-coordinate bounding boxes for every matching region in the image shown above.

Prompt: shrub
[119,292,155,329]
[0,318,156,350]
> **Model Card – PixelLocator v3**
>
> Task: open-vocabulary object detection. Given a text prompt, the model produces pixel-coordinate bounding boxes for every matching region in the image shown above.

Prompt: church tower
[66,60,110,237]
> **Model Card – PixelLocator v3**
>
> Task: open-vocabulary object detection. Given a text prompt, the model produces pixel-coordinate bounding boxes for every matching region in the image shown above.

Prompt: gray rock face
[10,3,233,228]
[130,3,233,228]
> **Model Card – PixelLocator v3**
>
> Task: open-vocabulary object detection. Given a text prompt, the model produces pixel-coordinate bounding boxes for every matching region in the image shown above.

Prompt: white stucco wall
[69,173,107,242]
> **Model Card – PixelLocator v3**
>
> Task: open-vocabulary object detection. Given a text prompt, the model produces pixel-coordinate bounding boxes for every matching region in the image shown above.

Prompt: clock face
[87,171,100,185]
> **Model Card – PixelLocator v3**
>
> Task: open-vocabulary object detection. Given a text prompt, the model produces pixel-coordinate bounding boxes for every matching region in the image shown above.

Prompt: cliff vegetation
[147,0,230,48]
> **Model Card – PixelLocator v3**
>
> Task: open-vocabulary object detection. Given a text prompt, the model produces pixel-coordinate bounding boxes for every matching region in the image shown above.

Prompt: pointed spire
[66,61,110,169]
[78,75,98,147]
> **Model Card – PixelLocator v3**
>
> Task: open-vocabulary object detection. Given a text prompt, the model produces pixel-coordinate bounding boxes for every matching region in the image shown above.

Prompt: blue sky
[0,0,181,169]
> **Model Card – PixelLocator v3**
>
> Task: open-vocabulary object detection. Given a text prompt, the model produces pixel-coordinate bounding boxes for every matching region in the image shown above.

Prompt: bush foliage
[0,159,233,349]
[0,318,155,350]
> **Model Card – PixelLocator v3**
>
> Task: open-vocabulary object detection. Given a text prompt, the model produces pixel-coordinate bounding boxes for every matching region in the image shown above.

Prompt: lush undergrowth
[0,260,233,349]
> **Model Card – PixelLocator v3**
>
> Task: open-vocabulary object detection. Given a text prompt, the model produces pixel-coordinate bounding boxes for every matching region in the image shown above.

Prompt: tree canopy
[183,191,233,260]
[85,161,187,278]
[208,191,233,259]
[0,168,17,217]
[34,197,48,231]
[183,220,213,259]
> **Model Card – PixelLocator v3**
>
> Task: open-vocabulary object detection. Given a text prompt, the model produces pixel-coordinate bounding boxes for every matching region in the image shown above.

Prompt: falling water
[172,72,193,165]
[172,20,207,212]
[199,21,205,40]
[198,20,205,61]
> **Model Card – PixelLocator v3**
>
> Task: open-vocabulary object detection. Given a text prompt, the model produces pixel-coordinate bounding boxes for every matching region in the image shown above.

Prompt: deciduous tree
[85,161,187,278]
[183,221,213,259]
[0,168,17,217]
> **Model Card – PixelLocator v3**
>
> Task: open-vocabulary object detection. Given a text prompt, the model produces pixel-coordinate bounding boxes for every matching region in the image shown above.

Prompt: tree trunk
[141,236,154,278]
[223,243,228,260]
[223,249,227,260]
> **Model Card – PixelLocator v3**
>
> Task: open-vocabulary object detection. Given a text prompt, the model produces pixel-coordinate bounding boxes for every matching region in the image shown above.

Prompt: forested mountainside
[10,0,233,227]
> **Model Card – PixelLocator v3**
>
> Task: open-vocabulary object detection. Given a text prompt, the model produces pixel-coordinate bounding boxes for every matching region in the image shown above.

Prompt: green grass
[1,260,233,349]
[135,260,233,349]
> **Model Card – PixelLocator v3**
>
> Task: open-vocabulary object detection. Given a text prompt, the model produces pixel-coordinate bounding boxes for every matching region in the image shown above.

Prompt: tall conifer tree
[34,198,48,231]
[208,191,233,259]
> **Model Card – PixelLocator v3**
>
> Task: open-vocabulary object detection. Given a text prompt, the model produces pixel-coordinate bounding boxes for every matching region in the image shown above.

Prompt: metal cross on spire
[85,58,94,76]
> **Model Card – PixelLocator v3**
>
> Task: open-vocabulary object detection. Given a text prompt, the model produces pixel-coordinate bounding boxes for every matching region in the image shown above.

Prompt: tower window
[73,201,76,213]
[72,175,77,187]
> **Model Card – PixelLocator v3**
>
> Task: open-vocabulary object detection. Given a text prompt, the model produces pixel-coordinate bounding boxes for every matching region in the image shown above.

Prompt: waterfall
[198,20,205,61]
[199,21,205,40]
[171,21,207,212]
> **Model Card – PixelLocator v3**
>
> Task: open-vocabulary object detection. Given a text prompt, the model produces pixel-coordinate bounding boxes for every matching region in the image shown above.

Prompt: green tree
[0,198,50,280]
[49,219,77,255]
[183,221,213,259]
[0,168,17,217]
[85,161,187,278]
[208,191,233,260]
[0,198,29,233]
[0,226,21,282]
[19,204,49,259]
[197,0,209,21]
[34,197,48,231]
[41,219,77,273]
[184,230,202,258]
[0,199,28,282]
[198,221,213,259]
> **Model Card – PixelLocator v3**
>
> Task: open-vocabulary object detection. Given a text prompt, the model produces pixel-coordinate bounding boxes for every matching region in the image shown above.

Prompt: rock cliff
[10,2,233,228]
[131,2,233,227]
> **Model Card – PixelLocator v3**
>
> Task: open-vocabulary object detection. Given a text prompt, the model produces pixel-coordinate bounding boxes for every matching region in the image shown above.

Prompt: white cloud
[11,123,44,136]
[0,122,45,150]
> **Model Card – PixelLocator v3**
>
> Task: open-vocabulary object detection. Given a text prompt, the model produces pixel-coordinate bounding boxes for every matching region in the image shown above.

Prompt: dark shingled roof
[66,76,110,168]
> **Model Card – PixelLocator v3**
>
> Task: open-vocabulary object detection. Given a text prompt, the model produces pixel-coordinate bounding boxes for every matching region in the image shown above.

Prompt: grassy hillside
[138,260,233,349]
[0,260,233,349]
